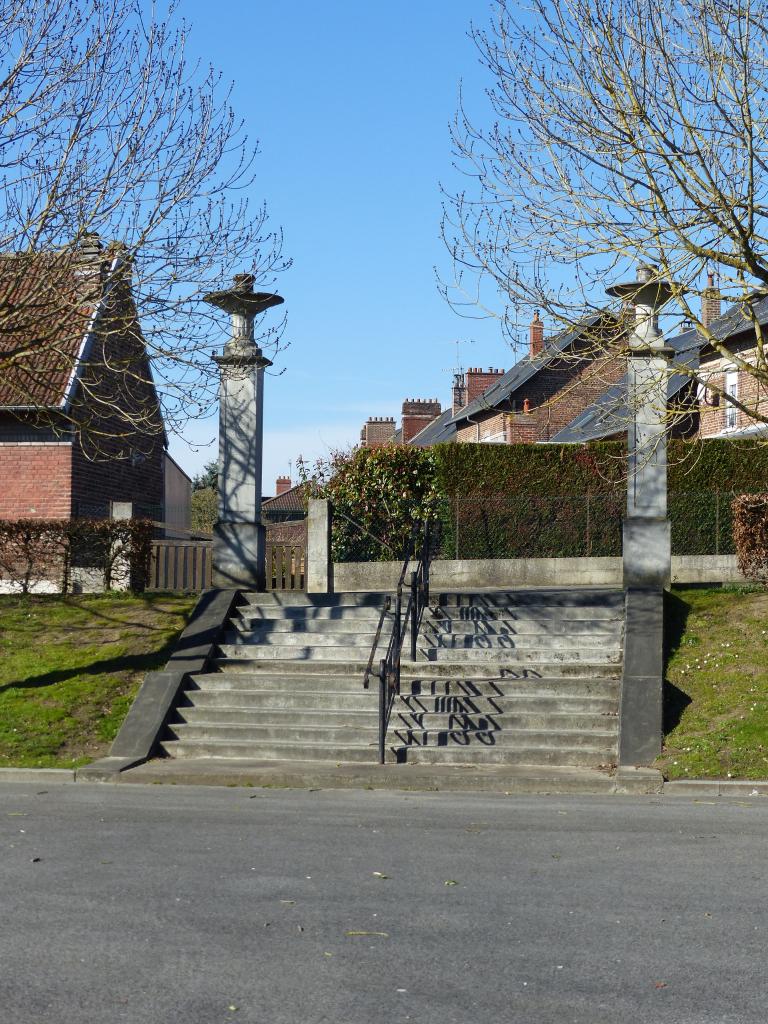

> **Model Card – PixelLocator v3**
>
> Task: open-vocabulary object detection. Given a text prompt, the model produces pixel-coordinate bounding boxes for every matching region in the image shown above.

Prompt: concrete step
[216,644,378,662]
[436,589,623,609]
[166,722,379,745]
[188,671,367,691]
[185,688,380,711]
[420,646,622,664]
[240,592,388,608]
[423,618,622,636]
[397,689,619,711]
[233,614,389,633]
[390,710,617,732]
[159,739,378,762]
[388,726,617,750]
[188,673,618,701]
[420,633,622,652]
[222,629,383,648]
[175,706,379,728]
[386,744,616,768]
[209,656,621,678]
[397,691,618,712]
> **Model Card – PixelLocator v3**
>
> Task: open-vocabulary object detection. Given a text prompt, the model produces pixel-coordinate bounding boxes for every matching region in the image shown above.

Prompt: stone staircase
[158,588,623,768]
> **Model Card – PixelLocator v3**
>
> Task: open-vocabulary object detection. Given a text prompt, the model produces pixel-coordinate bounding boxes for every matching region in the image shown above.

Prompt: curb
[0,767,75,784]
[663,779,768,797]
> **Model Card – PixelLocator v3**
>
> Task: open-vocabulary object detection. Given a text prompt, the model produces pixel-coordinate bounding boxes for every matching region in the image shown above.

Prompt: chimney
[276,475,291,496]
[529,310,544,357]
[465,367,505,406]
[452,371,467,414]
[701,272,722,329]
[361,416,396,448]
[401,399,442,443]
[73,232,106,302]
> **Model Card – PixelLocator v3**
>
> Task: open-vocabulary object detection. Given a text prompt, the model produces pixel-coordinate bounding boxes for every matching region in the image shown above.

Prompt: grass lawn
[659,585,768,780]
[0,592,196,768]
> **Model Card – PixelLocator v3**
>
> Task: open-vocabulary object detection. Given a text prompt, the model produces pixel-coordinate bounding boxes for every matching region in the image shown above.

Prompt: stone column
[204,274,284,590]
[606,264,679,767]
[306,499,332,594]
[606,264,676,589]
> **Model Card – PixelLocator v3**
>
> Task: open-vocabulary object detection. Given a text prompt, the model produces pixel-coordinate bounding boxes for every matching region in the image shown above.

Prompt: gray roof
[547,295,768,444]
[408,406,457,446]
[449,314,605,426]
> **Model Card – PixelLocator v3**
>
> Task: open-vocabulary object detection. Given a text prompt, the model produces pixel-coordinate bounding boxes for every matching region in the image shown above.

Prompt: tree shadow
[0,635,179,694]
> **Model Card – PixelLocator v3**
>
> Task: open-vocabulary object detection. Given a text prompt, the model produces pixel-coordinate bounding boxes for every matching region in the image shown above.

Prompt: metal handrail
[363,596,391,689]
[364,522,433,764]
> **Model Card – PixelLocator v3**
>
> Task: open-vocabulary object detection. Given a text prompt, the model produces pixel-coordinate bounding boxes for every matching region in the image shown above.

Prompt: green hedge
[324,440,768,561]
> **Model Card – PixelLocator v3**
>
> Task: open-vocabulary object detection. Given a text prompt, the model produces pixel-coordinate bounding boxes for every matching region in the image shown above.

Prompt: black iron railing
[364,522,432,764]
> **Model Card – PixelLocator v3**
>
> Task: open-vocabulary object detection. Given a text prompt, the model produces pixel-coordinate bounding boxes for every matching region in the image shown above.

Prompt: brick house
[449,311,626,443]
[0,236,168,521]
[695,292,768,439]
[549,278,768,444]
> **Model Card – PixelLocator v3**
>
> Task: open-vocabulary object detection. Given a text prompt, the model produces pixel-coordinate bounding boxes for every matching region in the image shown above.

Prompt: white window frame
[724,368,739,429]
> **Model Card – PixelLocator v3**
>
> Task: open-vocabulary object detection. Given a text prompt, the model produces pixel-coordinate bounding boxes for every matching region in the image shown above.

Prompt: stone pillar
[204,274,284,590]
[606,264,680,767]
[306,499,332,594]
[606,264,676,589]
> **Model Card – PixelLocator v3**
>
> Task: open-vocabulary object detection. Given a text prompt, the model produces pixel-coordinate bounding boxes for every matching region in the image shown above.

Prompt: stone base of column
[212,522,266,590]
[623,516,671,589]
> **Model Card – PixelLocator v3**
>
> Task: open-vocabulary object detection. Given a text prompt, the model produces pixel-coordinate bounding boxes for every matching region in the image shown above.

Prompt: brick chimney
[465,368,505,406]
[401,399,441,443]
[701,272,722,329]
[276,475,291,496]
[452,372,467,414]
[529,310,544,357]
[360,416,396,448]
[73,232,106,302]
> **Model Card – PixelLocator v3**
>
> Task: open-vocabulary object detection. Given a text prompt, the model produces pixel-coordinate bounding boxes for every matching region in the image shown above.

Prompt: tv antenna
[443,338,476,378]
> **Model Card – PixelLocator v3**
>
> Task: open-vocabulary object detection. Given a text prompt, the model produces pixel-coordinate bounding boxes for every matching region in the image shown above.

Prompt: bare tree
[442,0,768,426]
[0,0,288,452]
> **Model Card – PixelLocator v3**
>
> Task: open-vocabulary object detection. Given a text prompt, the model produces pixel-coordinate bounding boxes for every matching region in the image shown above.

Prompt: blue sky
[167,0,517,491]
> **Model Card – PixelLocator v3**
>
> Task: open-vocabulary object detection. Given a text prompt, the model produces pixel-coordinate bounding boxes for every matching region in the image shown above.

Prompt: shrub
[191,487,217,532]
[732,494,768,583]
[312,446,443,562]
[0,518,154,594]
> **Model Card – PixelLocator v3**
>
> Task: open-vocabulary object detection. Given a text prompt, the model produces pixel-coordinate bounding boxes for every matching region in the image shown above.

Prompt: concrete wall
[332,554,747,591]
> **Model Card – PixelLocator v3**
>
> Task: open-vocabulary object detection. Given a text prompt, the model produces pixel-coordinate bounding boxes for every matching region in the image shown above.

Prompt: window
[724,369,739,429]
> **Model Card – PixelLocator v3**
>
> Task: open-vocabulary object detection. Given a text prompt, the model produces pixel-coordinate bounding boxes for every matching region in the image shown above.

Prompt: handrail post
[423,522,430,607]
[410,569,418,662]
[378,659,387,764]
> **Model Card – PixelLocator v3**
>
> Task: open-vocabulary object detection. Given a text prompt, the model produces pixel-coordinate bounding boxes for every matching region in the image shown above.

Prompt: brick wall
[0,443,73,518]
[456,351,625,444]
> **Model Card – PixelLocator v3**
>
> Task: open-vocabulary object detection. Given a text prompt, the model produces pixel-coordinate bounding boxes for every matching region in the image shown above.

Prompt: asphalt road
[0,782,766,1024]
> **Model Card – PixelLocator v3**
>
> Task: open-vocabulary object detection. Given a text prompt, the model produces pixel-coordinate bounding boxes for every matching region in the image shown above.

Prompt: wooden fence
[266,540,306,591]
[149,537,306,592]
[149,539,212,592]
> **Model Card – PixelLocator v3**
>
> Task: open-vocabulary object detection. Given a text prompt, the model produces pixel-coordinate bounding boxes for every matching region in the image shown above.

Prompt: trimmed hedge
[0,518,154,593]
[322,440,768,561]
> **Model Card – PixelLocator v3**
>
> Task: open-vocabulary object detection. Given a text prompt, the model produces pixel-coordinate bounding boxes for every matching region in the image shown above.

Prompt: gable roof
[547,295,768,444]
[449,313,609,426]
[261,482,308,515]
[408,406,457,446]
[548,332,700,443]
[0,250,117,409]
